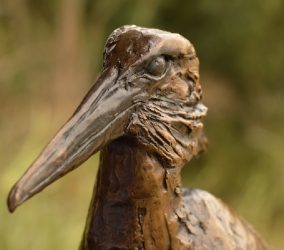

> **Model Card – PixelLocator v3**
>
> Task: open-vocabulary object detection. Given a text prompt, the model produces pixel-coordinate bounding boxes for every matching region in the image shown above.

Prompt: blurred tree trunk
[51,0,89,120]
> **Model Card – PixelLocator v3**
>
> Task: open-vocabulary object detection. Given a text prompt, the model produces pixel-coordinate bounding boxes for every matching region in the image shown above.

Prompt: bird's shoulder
[181,188,271,250]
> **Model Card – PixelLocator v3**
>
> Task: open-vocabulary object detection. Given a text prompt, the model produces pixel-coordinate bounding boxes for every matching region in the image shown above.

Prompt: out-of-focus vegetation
[0,0,283,249]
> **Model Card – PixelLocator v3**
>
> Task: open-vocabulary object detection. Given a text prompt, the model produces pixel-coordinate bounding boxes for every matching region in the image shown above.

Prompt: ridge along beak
[8,66,140,212]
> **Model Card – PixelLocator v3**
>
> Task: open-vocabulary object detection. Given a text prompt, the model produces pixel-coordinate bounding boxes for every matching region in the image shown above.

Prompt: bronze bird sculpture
[8,26,271,250]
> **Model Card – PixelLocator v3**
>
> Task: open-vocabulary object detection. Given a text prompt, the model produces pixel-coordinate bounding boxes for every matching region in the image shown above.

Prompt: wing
[182,188,271,250]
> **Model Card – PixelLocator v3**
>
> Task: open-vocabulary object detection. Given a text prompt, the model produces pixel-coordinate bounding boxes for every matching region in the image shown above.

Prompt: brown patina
[8,26,271,250]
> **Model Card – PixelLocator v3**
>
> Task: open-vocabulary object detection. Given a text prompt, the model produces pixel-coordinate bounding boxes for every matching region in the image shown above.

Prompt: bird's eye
[146,56,167,76]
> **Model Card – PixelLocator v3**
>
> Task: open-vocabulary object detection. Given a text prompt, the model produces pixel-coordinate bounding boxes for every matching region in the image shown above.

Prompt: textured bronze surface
[8,26,271,250]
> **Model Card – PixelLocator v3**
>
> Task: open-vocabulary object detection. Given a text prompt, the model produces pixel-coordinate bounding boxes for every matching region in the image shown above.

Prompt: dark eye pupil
[146,56,166,76]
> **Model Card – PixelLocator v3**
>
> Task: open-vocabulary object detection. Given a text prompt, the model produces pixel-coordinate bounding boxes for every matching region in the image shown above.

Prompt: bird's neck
[80,137,192,250]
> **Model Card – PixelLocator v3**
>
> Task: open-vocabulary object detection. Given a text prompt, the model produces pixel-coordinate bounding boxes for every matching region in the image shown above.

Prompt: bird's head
[8,25,207,212]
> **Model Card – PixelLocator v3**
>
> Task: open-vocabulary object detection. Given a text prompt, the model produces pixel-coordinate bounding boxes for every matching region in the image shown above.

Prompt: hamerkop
[8,25,271,250]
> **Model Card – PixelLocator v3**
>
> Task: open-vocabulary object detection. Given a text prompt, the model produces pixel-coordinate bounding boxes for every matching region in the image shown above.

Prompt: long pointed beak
[8,67,138,212]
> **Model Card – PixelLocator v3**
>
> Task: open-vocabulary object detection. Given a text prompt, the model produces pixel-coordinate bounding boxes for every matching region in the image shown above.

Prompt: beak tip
[7,186,21,213]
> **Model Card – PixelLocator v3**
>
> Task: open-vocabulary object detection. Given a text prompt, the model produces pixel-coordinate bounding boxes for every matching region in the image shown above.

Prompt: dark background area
[0,0,283,249]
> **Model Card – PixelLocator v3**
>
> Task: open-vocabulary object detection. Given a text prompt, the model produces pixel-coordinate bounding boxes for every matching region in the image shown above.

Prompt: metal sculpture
[8,26,271,250]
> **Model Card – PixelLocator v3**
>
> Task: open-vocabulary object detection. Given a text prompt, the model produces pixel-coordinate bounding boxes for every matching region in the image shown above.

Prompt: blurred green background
[1,0,283,249]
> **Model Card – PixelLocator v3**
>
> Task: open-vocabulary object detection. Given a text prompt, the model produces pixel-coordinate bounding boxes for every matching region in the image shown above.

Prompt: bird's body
[80,137,270,250]
[182,189,270,250]
[8,26,271,250]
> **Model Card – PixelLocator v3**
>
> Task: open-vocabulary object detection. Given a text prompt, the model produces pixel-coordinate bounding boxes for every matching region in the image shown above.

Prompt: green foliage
[0,0,283,249]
